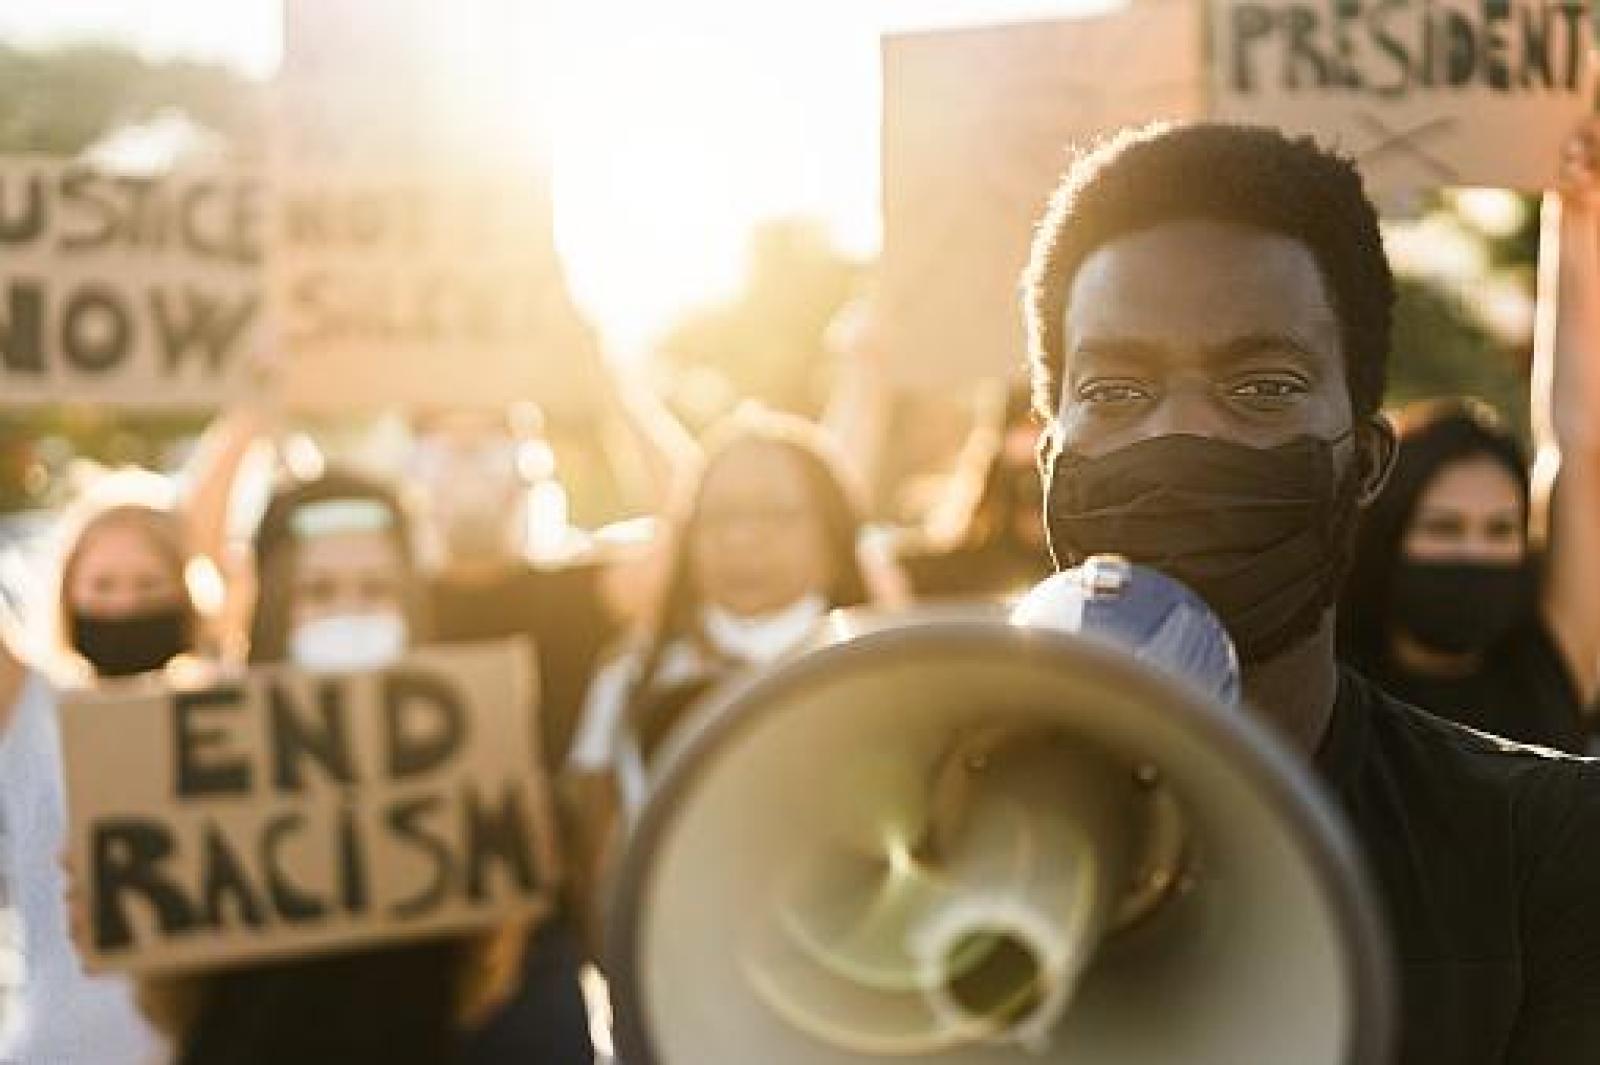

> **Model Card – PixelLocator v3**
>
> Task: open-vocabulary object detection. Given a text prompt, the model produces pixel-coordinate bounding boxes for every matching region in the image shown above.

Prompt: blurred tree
[1382,187,1540,439]
[0,44,261,511]
[0,42,261,154]
[1386,276,1530,437]
[654,218,866,430]
[1481,192,1540,272]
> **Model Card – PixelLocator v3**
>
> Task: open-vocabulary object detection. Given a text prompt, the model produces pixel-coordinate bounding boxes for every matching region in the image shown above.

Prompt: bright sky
[0,0,1108,353]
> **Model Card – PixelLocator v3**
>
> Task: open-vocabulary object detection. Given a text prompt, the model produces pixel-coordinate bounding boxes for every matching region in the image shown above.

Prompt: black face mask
[1390,560,1535,656]
[1044,432,1361,664]
[71,607,190,678]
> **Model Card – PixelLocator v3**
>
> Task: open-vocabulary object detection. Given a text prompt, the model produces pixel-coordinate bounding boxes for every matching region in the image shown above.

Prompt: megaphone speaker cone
[607,614,1393,1064]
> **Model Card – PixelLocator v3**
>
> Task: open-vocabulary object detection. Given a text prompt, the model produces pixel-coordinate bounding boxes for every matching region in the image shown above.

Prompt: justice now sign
[0,158,264,408]
[61,639,558,975]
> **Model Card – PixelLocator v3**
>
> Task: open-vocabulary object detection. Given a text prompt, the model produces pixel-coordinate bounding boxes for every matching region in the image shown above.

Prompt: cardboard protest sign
[880,0,1596,385]
[268,166,601,412]
[272,0,604,415]
[1211,0,1597,193]
[61,639,559,975]
[878,3,1206,387]
[0,158,264,408]
[276,0,439,168]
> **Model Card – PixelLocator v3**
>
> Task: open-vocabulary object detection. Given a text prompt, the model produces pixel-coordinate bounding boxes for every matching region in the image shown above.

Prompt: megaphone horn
[606,611,1393,1064]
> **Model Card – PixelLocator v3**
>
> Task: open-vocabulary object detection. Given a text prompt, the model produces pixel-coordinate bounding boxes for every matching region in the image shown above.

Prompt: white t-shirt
[0,672,167,1065]
[568,641,710,809]
[567,594,829,807]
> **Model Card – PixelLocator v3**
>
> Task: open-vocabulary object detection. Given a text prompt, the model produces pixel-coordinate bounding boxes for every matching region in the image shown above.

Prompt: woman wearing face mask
[1338,135,1600,752]
[1,474,213,1065]
[1338,400,1594,752]
[55,486,202,681]
[133,469,522,1065]
[566,410,878,909]
[2,617,174,1065]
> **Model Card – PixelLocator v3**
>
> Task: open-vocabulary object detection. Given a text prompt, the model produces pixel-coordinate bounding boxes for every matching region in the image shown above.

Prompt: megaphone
[605,563,1394,1064]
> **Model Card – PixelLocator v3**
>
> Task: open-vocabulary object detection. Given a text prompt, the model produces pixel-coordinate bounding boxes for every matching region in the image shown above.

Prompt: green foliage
[0,44,258,511]
[1481,192,1541,273]
[1386,276,1530,439]
[0,42,261,155]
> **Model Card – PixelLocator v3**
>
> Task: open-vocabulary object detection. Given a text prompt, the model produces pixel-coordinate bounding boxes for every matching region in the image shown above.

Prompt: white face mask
[701,594,826,665]
[289,611,408,674]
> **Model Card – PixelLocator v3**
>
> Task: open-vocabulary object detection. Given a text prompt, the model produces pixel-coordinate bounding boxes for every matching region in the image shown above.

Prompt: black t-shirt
[180,941,462,1065]
[429,564,608,1064]
[1321,669,1600,1063]
[1365,623,1584,754]
[429,561,617,769]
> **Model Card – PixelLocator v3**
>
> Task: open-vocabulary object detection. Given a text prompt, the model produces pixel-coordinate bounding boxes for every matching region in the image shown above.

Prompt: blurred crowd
[2,123,1599,1065]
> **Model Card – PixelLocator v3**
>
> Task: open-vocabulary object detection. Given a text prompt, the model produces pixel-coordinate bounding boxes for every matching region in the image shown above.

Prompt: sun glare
[0,0,1103,355]
[547,13,882,357]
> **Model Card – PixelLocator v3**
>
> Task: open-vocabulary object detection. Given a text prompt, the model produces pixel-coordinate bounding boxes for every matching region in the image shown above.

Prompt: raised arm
[1532,123,1600,704]
[820,299,891,499]
[597,363,700,516]
[178,408,270,578]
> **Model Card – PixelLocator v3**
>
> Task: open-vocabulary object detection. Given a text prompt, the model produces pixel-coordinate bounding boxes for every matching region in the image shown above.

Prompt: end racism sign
[0,159,264,408]
[1211,0,1596,192]
[61,639,559,975]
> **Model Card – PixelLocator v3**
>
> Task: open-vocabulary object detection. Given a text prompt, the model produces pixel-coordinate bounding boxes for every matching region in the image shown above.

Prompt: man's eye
[1228,378,1307,401]
[1077,381,1150,406]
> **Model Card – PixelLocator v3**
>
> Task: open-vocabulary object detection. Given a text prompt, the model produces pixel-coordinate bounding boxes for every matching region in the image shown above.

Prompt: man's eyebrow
[1070,337,1166,365]
[1201,332,1322,366]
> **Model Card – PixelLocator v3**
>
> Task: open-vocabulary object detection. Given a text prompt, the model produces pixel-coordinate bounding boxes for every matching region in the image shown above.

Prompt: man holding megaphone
[1023,122,1600,1063]
[607,122,1600,1065]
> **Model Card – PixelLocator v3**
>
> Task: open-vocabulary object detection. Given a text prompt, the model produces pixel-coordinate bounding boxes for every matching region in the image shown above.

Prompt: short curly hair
[1024,122,1392,425]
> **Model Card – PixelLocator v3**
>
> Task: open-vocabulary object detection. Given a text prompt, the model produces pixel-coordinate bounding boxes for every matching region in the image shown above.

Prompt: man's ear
[1355,413,1397,506]
[1034,421,1059,474]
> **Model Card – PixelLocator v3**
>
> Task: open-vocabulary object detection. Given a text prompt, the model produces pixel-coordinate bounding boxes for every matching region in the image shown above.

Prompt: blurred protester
[38,405,262,676]
[894,384,1053,601]
[820,303,1046,601]
[1,450,263,1065]
[1,588,169,1061]
[50,473,203,682]
[410,407,623,1064]
[1340,402,1592,751]
[565,409,881,929]
[1339,139,1600,753]
[132,470,523,1065]
[411,405,632,766]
